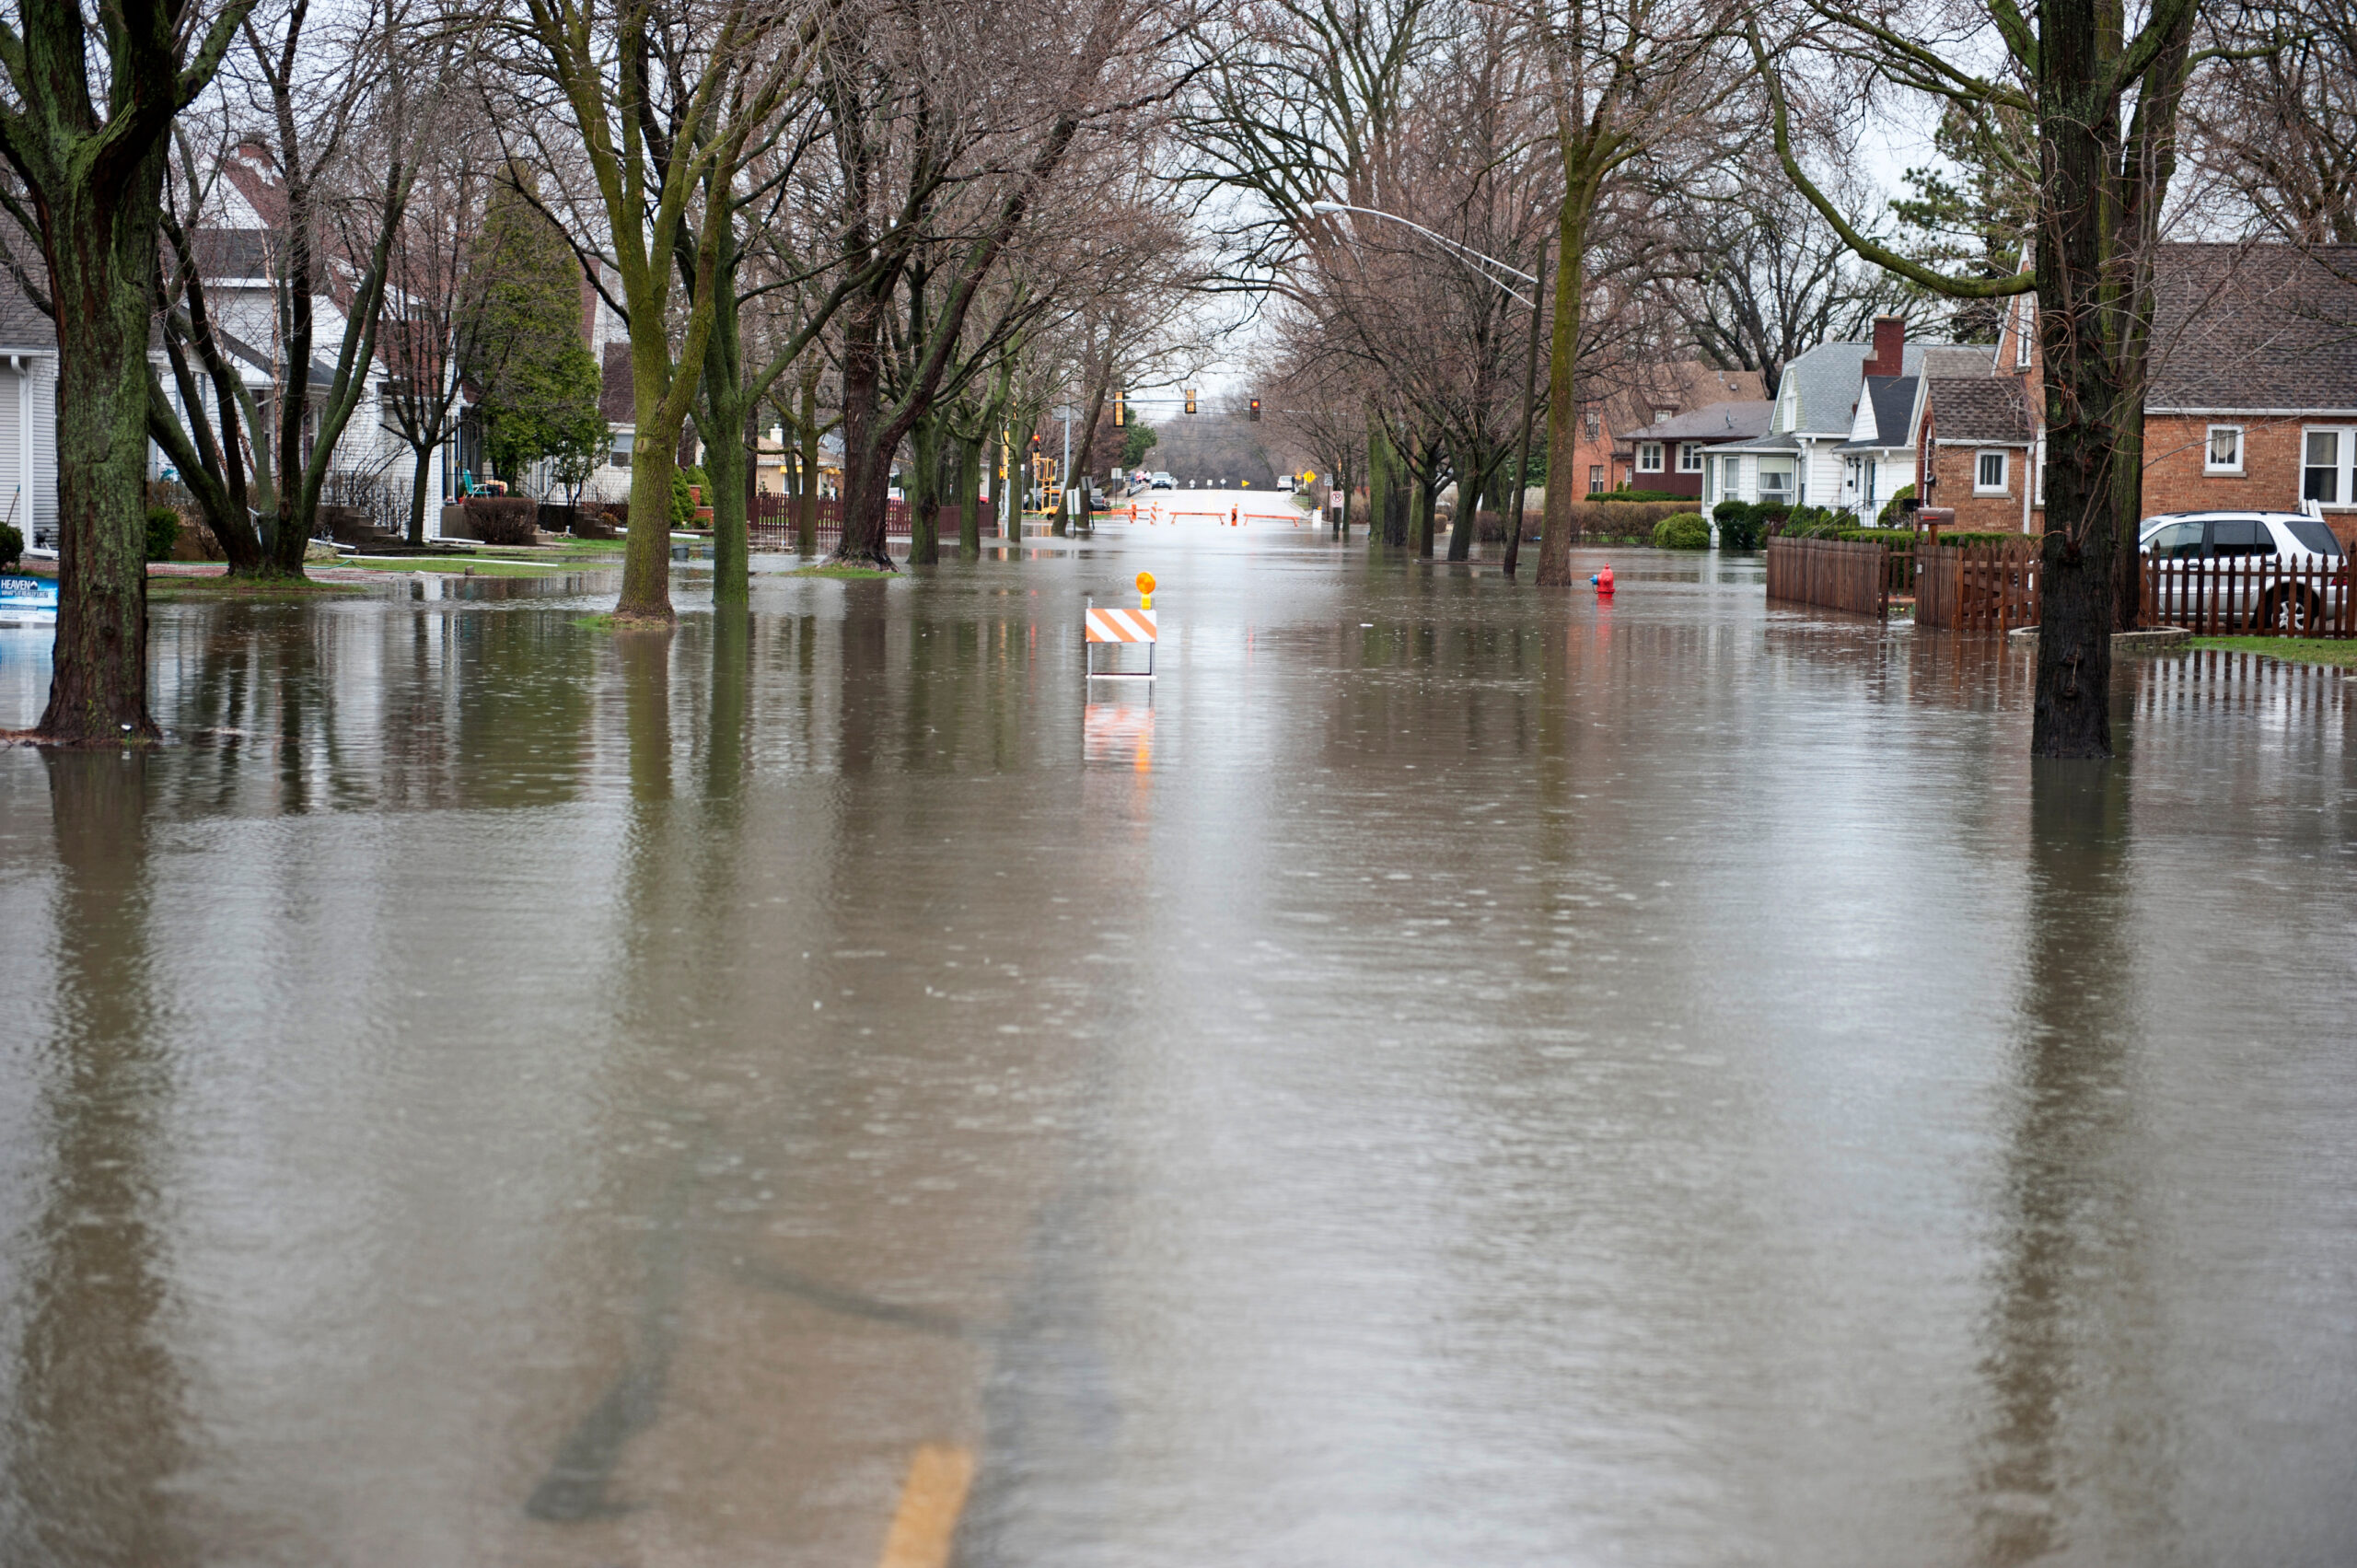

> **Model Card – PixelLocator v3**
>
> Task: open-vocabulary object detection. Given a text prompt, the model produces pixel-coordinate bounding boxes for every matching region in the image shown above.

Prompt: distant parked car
[1150,471,1175,489]
[2139,509,2348,631]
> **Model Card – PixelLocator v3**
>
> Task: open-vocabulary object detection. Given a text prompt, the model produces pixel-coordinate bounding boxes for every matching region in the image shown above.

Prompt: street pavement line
[876,1442,975,1568]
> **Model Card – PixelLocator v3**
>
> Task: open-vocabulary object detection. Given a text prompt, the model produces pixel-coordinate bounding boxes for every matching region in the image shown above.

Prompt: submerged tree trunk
[1536,200,1592,587]
[908,412,943,565]
[1446,440,1486,561]
[797,366,820,556]
[44,185,165,741]
[955,432,983,559]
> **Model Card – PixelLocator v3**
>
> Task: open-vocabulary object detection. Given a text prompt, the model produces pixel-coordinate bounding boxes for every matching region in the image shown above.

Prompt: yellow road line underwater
[876,1443,976,1568]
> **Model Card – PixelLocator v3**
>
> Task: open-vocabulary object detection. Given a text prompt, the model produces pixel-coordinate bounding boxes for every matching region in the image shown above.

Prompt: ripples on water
[0,538,2351,1566]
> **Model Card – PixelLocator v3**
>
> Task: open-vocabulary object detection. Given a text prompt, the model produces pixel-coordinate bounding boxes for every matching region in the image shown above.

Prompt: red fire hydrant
[1592,563,1615,597]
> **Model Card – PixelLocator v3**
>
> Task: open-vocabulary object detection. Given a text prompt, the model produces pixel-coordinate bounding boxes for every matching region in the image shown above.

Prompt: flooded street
[2,519,2354,1566]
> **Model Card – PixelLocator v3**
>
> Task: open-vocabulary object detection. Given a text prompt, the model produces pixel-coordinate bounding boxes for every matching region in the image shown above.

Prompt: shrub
[0,521,19,569]
[465,496,540,546]
[145,506,181,561]
[1835,528,1917,550]
[1592,487,1685,504]
[1653,512,1711,550]
[1875,484,1916,528]
[1712,501,1762,552]
[1755,504,1794,535]
[1933,530,2028,548]
[1562,499,1690,540]
[670,468,696,525]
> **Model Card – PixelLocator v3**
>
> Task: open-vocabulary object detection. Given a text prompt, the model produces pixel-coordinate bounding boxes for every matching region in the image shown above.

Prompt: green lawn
[342,556,610,576]
[791,563,895,580]
[2187,636,2357,668]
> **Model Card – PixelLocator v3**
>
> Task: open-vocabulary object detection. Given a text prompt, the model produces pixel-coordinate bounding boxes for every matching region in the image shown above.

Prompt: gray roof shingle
[2146,243,2357,412]
[1928,377,2034,444]
[1838,376,1919,449]
[1621,399,1773,441]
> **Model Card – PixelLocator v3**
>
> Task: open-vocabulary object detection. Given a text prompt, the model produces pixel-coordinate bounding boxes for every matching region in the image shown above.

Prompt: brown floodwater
[1,525,2353,1566]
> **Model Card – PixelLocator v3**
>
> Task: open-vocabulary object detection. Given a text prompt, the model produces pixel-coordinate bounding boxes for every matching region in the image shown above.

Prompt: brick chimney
[1864,315,1906,379]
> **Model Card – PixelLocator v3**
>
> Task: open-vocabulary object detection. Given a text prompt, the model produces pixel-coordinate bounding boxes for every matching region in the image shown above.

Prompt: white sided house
[1703,318,2003,528]
[0,278,57,553]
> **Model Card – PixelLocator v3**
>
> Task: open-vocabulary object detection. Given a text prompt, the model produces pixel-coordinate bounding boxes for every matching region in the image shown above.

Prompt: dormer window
[1653,407,1674,424]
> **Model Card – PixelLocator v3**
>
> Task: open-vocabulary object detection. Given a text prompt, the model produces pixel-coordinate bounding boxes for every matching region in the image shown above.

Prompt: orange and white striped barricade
[1084,599,1156,679]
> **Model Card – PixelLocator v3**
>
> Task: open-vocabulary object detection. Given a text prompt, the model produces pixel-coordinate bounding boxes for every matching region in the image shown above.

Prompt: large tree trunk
[834,298,896,570]
[1536,201,1590,587]
[406,440,436,549]
[702,395,750,602]
[908,412,942,565]
[797,368,819,555]
[955,431,983,559]
[1446,440,1485,561]
[41,178,166,742]
[2029,7,2124,760]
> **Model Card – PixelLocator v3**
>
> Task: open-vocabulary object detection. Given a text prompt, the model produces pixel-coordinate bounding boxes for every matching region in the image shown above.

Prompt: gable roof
[2146,243,2357,412]
[1780,340,1995,434]
[1927,376,2035,445]
[1620,399,1772,442]
[1838,376,1918,449]
[1594,361,1766,447]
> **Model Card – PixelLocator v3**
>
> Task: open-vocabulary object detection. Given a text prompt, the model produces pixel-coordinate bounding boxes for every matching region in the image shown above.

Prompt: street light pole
[1310,200,1546,573]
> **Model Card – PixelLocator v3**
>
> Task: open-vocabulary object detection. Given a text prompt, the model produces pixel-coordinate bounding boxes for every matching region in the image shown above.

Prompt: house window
[610,430,634,470]
[1678,442,1702,472]
[2305,429,2345,505]
[1759,461,1792,498]
[2205,425,2243,473]
[1654,407,1674,424]
[1588,464,1604,494]
[2014,307,2032,369]
[1703,456,1717,501]
[1975,449,2008,494]
[1637,442,1664,473]
[1583,408,1600,440]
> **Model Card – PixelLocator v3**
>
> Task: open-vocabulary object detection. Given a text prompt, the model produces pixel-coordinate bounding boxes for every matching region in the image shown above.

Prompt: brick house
[2136,243,2357,543]
[1610,399,1771,499]
[1931,242,2357,540]
[1573,361,1765,494]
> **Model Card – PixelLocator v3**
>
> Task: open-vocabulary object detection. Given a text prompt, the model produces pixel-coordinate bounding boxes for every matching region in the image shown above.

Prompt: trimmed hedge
[1931,530,2027,548]
[1712,500,1766,552]
[1835,528,1917,549]
[145,506,181,562]
[1653,512,1711,550]
[1592,488,1687,504]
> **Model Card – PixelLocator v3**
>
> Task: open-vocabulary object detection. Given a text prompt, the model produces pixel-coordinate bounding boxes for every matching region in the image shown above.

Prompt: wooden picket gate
[1765,536,1888,619]
[1915,538,2041,631]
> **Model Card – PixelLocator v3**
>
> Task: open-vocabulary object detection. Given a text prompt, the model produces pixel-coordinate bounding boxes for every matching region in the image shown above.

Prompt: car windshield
[2281,516,2344,556]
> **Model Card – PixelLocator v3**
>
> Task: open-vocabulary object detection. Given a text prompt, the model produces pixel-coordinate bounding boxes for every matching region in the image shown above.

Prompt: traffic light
[1029,433,1041,455]
[1248,398,1261,422]
[1112,391,1124,427]
[1184,389,1197,414]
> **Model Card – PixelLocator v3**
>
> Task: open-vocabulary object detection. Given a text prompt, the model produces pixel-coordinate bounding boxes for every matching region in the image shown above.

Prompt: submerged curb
[2005,624,2192,653]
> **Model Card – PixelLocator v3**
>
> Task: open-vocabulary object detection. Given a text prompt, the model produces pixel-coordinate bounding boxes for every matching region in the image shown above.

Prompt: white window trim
[2203,424,2244,474]
[1974,448,2009,496]
[1678,442,1703,473]
[2304,424,2357,508]
[1637,442,1664,473]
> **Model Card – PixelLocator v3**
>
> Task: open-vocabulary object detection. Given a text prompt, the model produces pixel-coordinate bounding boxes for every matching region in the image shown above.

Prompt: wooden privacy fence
[1765,536,1889,619]
[2142,552,2354,637]
[1916,538,2041,631]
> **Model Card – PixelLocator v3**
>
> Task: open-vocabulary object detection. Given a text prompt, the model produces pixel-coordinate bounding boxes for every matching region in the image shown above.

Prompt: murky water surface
[2,525,2353,1566]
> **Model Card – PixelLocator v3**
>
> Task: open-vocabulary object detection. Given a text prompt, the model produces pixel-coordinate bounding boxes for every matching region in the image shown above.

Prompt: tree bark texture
[1536,201,1590,587]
